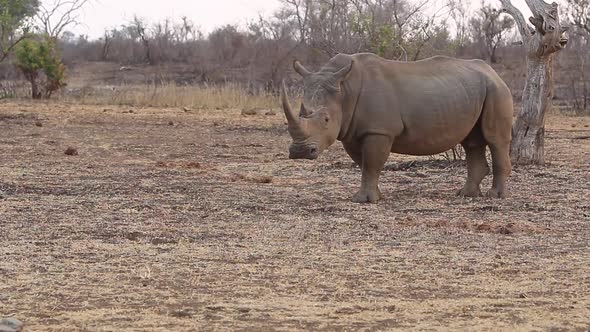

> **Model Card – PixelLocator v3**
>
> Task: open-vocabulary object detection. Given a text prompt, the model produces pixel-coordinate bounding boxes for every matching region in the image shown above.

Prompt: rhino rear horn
[294,60,312,78]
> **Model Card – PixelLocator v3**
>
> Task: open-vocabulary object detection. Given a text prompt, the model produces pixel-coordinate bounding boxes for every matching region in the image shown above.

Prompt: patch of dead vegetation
[0,102,589,331]
[398,217,549,235]
[155,161,203,169]
[227,173,274,184]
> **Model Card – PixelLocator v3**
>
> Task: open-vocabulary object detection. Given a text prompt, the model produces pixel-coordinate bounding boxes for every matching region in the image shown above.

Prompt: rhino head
[281,60,352,160]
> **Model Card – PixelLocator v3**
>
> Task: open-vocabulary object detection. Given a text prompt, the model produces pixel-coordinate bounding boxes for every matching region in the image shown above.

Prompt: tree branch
[0,34,28,63]
[524,0,556,19]
[36,0,91,38]
[499,0,532,42]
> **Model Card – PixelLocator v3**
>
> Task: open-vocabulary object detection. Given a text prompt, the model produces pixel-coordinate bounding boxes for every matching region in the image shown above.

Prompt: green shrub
[14,36,66,99]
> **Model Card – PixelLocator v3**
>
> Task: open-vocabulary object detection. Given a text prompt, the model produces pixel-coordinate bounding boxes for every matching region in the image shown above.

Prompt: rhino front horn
[281,80,305,138]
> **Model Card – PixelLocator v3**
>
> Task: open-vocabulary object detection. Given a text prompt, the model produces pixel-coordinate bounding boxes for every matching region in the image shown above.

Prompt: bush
[15,36,66,99]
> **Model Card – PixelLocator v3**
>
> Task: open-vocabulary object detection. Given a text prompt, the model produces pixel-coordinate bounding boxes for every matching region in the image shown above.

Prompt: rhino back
[348,55,501,155]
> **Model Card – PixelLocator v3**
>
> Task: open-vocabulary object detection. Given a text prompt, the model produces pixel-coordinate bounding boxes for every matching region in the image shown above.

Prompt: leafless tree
[564,0,590,112]
[447,0,471,47]
[176,16,198,43]
[470,2,514,63]
[247,11,301,92]
[36,0,92,38]
[500,0,570,164]
[565,0,589,33]
[100,29,112,61]
[282,0,311,44]
[130,16,153,64]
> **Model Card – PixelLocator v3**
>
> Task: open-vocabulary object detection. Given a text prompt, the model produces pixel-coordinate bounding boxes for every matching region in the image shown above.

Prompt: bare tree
[565,0,589,33]
[408,4,452,61]
[36,0,91,38]
[500,0,570,164]
[176,16,197,43]
[282,0,311,44]
[100,29,112,61]
[248,12,301,92]
[130,16,153,64]
[447,0,471,47]
[565,0,590,112]
[470,2,514,63]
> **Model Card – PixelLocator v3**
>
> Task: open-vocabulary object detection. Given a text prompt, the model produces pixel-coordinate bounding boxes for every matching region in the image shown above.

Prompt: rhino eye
[324,116,329,123]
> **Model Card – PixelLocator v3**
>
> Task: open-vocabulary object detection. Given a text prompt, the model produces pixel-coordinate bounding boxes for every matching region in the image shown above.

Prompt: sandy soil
[1,101,589,331]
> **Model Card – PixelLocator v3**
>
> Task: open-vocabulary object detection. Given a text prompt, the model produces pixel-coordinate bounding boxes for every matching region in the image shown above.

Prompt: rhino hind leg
[480,86,513,199]
[458,144,490,198]
[486,144,511,198]
[352,135,393,204]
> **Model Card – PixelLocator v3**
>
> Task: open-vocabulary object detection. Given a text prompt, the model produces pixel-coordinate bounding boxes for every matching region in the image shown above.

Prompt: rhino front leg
[343,142,362,167]
[352,135,393,204]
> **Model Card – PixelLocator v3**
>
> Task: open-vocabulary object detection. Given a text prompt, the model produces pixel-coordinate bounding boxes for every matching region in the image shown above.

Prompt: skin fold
[282,53,513,204]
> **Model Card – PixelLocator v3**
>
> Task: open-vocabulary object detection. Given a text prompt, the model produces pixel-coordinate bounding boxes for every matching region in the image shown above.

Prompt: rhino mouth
[558,37,568,48]
[289,143,319,160]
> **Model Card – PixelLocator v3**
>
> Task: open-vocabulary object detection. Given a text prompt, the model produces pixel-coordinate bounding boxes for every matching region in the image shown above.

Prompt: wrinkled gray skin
[282,53,513,203]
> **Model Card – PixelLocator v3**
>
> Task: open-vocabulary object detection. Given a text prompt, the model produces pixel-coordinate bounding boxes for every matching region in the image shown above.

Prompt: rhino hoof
[486,188,508,199]
[457,188,483,198]
[352,190,381,204]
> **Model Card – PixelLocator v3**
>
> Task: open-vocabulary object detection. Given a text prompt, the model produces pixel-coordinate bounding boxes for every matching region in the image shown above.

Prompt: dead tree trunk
[499,0,569,165]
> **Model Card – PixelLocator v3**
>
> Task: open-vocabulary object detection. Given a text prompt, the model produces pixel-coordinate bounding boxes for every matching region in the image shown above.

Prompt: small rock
[241,108,259,116]
[182,107,192,112]
[128,110,135,114]
[103,108,113,113]
[0,318,24,332]
[168,121,174,126]
[35,121,43,127]
[0,191,6,200]
[64,147,79,156]
[265,110,276,116]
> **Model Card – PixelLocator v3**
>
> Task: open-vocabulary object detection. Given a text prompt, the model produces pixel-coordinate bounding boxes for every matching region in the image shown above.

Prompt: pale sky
[70,0,282,38]
[65,0,536,40]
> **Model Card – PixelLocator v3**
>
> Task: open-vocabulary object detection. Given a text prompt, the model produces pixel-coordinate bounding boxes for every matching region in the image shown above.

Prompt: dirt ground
[0,101,589,331]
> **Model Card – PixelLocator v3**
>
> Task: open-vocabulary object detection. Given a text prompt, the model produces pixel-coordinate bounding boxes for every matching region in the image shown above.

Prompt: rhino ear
[327,60,353,93]
[333,60,353,83]
[294,60,312,78]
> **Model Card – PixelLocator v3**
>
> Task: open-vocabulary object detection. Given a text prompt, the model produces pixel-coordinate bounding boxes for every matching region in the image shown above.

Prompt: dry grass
[2,79,278,111]
[0,101,589,331]
[60,83,277,110]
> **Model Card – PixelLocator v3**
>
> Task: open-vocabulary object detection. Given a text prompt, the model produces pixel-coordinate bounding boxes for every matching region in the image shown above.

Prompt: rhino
[281,53,513,203]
